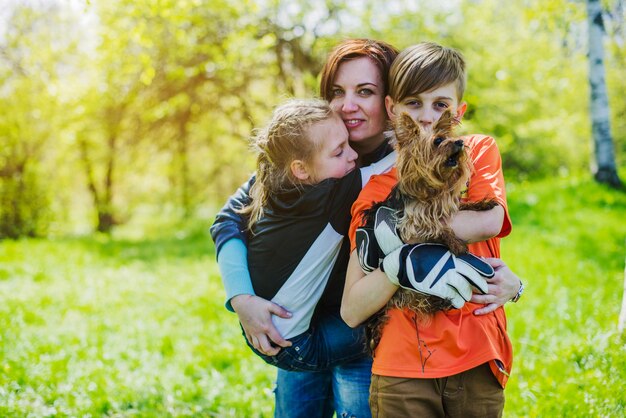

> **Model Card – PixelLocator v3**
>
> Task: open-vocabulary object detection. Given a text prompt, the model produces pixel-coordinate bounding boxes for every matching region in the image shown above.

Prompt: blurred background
[1,0,626,417]
[1,0,624,237]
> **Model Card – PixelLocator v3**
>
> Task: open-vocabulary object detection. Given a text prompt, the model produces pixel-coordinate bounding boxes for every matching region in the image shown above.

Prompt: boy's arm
[342,174,399,327]
[451,135,510,243]
[450,205,505,243]
[210,177,291,354]
[453,135,519,313]
[341,251,397,327]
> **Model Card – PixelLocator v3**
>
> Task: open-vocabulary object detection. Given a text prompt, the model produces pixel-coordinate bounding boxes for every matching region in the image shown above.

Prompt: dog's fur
[364,111,497,353]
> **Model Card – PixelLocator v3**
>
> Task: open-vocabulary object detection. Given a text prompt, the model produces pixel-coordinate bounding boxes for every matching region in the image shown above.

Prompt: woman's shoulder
[358,168,398,203]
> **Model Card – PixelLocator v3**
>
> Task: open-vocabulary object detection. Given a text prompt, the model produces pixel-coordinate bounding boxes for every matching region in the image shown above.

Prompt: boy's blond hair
[238,98,332,229]
[388,42,466,102]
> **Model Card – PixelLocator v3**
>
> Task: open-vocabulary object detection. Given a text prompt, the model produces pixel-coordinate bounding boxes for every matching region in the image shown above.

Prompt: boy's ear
[455,102,467,121]
[385,95,397,120]
[290,160,310,181]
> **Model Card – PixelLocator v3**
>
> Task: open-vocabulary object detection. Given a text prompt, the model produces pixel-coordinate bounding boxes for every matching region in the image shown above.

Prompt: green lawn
[1,175,625,417]
[502,176,626,417]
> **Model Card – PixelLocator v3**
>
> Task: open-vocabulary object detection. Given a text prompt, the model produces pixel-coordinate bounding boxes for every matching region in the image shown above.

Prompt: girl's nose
[347,145,358,162]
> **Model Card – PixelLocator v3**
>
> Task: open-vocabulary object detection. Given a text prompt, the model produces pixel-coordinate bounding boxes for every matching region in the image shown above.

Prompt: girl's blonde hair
[238,98,333,229]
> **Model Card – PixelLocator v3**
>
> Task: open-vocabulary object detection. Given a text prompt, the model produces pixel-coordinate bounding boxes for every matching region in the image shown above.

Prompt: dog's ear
[433,110,458,138]
[394,113,420,148]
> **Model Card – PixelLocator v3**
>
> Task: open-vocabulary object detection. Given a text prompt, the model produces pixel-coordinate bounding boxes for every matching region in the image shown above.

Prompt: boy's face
[306,114,358,183]
[385,82,467,132]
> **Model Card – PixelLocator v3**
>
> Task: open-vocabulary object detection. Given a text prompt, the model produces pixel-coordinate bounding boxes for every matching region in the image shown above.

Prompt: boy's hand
[356,205,402,273]
[373,206,403,254]
[381,243,491,308]
[231,294,292,355]
[355,226,383,273]
[471,258,522,315]
[453,252,493,294]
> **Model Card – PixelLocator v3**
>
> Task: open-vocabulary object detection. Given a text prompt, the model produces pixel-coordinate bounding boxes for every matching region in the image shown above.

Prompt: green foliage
[1,176,625,416]
[0,165,50,239]
[0,0,624,235]
[0,4,75,238]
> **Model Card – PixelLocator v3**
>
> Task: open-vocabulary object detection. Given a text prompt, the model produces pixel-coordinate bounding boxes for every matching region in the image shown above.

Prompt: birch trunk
[586,0,622,188]
[617,260,626,332]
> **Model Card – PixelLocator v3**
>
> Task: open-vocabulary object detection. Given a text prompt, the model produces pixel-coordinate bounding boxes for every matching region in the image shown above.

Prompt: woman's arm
[340,250,398,328]
[471,258,523,315]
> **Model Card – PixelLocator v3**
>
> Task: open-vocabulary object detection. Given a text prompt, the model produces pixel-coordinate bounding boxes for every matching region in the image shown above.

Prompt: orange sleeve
[464,135,512,239]
[348,169,398,251]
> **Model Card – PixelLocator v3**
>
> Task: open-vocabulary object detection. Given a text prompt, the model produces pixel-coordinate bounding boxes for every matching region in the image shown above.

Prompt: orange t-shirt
[349,135,513,388]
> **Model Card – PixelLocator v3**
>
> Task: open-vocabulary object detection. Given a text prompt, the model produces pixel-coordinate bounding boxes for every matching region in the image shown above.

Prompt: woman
[210,39,398,418]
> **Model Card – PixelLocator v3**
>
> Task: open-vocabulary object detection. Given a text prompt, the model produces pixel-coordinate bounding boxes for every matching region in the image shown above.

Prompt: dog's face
[394,110,471,200]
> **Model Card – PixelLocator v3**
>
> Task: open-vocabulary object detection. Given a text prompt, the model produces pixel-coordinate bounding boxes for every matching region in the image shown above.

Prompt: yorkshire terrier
[363,110,497,352]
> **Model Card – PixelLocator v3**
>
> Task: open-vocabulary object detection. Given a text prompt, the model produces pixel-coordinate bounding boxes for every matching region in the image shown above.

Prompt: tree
[586,0,622,188]
[617,262,626,332]
[0,3,69,238]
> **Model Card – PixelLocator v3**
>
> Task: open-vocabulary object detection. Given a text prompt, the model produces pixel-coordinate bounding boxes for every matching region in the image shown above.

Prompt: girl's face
[329,57,387,156]
[305,114,357,184]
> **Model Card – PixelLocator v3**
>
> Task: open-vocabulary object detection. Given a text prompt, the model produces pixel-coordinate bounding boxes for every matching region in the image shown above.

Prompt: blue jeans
[249,310,368,371]
[274,356,373,418]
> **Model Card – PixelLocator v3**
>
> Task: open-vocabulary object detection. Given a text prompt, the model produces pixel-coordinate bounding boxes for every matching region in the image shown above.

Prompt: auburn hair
[319,38,399,101]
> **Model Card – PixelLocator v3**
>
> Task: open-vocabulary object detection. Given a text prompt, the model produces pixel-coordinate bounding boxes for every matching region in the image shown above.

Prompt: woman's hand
[231,294,292,355]
[470,258,522,315]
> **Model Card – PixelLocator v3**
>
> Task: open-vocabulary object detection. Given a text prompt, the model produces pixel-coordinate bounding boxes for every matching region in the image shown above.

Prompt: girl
[237,98,395,371]
[211,39,398,418]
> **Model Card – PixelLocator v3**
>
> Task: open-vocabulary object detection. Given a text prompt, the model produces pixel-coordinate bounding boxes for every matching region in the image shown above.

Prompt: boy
[341,42,522,417]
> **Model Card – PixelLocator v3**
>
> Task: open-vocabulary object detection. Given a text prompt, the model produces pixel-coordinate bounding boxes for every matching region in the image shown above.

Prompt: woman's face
[329,57,387,156]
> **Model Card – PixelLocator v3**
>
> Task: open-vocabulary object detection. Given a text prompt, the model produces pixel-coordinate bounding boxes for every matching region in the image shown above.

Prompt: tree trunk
[78,137,116,234]
[174,108,192,218]
[617,260,626,332]
[586,0,623,189]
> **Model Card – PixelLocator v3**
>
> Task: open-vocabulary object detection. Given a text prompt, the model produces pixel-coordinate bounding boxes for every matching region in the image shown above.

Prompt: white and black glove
[355,225,383,273]
[453,251,495,291]
[381,243,493,309]
[373,206,403,255]
[356,206,403,272]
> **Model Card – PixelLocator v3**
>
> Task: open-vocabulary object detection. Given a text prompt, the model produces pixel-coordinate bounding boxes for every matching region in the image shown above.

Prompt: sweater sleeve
[209,175,256,311]
[209,175,255,256]
[217,239,255,312]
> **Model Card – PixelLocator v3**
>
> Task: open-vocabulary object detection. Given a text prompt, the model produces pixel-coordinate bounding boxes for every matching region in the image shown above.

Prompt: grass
[502,175,626,417]
[1,174,626,417]
[0,229,276,417]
